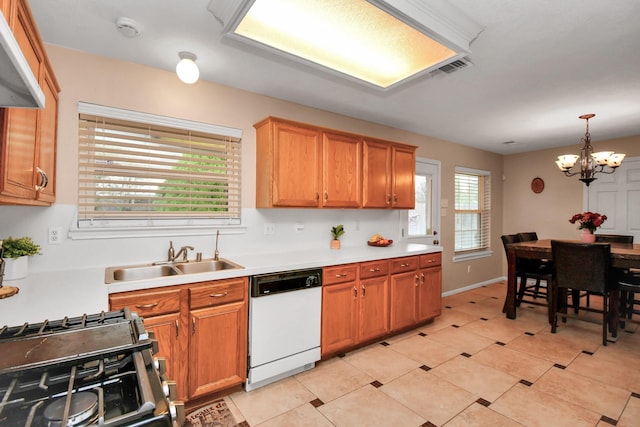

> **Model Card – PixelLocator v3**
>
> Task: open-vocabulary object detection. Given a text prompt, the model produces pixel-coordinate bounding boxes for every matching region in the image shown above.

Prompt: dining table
[504,239,640,325]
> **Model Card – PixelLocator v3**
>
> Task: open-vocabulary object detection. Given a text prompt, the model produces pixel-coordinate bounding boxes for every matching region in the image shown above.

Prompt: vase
[330,239,341,249]
[2,256,29,280]
[580,229,596,243]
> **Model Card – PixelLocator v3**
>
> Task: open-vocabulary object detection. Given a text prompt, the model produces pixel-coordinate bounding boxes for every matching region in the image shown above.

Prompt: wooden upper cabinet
[255,117,415,209]
[0,0,59,206]
[255,118,321,207]
[322,132,361,208]
[363,139,416,209]
[362,139,391,208]
[391,144,416,209]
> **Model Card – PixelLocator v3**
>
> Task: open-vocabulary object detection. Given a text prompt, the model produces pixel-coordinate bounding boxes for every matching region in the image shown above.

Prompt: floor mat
[184,398,241,427]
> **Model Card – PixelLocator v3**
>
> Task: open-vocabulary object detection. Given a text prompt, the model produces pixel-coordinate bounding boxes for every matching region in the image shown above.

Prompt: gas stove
[0,309,184,426]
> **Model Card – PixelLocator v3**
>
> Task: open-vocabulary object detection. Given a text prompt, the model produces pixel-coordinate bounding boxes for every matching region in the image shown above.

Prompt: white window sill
[69,224,247,240]
[453,250,493,262]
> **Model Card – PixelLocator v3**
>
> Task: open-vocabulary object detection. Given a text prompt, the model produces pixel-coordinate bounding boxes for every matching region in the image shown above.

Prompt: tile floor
[224,281,640,426]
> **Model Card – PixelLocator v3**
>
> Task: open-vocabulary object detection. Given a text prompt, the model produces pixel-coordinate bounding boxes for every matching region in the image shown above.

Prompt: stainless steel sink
[105,258,243,283]
[174,259,243,274]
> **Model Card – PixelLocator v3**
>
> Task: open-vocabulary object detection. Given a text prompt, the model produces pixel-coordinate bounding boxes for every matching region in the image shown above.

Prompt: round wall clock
[531,177,545,193]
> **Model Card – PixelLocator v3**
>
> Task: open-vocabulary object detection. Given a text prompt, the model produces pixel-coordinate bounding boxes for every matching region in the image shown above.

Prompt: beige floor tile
[341,342,421,384]
[442,292,479,308]
[418,307,482,333]
[467,282,508,299]
[229,377,316,426]
[380,368,477,426]
[295,357,374,403]
[451,296,506,319]
[430,355,519,401]
[254,403,334,427]
[618,395,640,427]
[472,344,554,383]
[463,316,530,343]
[388,334,460,367]
[491,383,602,427]
[382,328,422,344]
[443,402,523,427]
[425,325,496,354]
[506,331,583,367]
[318,384,425,427]
[566,352,640,393]
[534,367,630,420]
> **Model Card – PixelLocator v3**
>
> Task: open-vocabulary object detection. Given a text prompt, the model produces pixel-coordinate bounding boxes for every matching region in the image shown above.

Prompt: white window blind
[454,168,490,253]
[77,103,241,225]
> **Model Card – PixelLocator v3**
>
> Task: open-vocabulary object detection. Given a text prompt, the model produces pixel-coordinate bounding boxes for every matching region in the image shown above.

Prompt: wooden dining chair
[501,234,551,307]
[595,234,634,244]
[550,240,616,346]
[515,232,551,302]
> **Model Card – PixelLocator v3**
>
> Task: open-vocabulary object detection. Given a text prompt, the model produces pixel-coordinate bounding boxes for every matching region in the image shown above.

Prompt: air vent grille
[430,57,473,76]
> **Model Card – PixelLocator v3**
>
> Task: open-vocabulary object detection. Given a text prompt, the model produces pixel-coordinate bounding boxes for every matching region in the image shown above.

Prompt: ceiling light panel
[230,0,460,89]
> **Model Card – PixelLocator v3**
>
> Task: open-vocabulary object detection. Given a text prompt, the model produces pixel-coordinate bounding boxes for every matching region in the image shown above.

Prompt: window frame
[453,166,492,262]
[70,103,245,240]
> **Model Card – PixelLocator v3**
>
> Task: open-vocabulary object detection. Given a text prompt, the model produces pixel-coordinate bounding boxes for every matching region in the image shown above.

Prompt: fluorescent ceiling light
[210,0,483,89]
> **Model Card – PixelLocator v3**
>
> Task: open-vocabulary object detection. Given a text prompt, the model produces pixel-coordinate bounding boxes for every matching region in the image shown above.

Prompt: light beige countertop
[0,243,440,326]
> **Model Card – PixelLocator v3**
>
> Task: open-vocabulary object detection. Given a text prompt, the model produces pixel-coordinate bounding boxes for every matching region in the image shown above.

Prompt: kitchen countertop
[0,243,440,326]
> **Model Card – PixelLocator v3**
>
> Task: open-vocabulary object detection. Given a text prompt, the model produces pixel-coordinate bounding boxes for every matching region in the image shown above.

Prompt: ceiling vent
[430,56,473,76]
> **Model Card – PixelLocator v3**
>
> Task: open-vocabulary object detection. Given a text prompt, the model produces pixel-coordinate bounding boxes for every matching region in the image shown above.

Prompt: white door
[587,157,640,241]
[403,157,441,245]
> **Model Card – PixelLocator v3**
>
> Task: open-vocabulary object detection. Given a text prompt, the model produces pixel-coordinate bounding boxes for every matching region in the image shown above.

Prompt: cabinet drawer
[390,256,419,274]
[359,260,389,279]
[109,288,181,317]
[323,264,358,285]
[420,253,442,268]
[189,280,245,309]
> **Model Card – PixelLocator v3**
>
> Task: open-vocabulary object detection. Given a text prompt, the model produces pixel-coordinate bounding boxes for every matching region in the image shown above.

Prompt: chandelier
[555,114,625,186]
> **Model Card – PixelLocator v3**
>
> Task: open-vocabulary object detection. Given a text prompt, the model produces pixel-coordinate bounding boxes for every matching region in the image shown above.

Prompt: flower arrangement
[569,211,607,233]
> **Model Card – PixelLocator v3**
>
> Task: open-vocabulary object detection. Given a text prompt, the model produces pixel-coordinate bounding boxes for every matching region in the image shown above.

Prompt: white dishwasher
[246,268,322,391]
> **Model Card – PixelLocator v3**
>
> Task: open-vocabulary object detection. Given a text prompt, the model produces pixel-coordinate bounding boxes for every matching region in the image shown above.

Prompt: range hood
[0,12,44,108]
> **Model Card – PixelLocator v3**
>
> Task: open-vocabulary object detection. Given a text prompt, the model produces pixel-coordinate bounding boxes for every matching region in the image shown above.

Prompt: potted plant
[330,224,345,249]
[1,236,41,280]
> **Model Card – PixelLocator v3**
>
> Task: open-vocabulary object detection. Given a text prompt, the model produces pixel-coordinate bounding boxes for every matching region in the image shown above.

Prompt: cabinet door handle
[316,192,320,201]
[135,302,158,309]
[336,274,348,278]
[353,286,357,298]
[192,318,196,335]
[426,259,436,263]
[324,192,328,201]
[393,194,398,204]
[386,194,392,205]
[421,273,425,285]
[400,263,411,267]
[368,268,380,272]
[35,167,48,191]
[415,274,420,286]
[362,285,366,297]
[210,292,228,298]
[175,320,179,337]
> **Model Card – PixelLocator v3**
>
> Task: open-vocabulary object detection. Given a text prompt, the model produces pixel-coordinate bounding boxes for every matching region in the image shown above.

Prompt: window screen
[77,103,241,225]
[454,169,490,252]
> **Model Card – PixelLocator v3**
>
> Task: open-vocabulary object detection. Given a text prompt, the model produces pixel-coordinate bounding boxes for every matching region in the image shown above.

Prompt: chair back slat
[518,232,538,242]
[594,234,634,244]
[551,241,611,294]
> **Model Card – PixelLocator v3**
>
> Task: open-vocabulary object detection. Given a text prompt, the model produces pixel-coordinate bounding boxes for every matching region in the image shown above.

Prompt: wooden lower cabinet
[321,261,389,357]
[418,253,442,321]
[188,301,247,398]
[109,277,248,403]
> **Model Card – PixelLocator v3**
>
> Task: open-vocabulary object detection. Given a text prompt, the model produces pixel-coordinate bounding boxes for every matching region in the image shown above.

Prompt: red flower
[569,211,607,233]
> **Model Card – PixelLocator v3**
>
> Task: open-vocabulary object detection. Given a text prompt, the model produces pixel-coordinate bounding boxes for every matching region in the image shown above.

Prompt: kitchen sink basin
[174,259,242,274]
[105,258,243,284]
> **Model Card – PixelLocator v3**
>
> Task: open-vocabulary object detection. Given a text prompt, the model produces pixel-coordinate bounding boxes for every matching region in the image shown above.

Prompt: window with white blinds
[77,103,242,227]
[454,168,490,253]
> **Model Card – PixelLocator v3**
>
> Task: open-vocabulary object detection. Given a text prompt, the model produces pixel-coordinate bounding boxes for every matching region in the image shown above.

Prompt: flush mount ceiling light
[176,51,200,84]
[208,0,483,89]
[555,114,625,186]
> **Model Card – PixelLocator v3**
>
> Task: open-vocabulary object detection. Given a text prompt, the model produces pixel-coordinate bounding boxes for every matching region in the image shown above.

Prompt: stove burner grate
[43,391,99,427]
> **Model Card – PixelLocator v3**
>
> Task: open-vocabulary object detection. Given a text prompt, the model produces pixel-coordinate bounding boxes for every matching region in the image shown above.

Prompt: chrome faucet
[214,229,220,261]
[173,245,194,262]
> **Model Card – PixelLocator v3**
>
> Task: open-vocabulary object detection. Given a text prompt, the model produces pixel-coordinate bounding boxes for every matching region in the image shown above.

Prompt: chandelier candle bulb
[556,114,625,186]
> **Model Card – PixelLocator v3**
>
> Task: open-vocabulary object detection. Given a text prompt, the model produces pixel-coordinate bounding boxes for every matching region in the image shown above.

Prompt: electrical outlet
[264,223,276,235]
[48,226,62,245]
[295,222,304,232]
